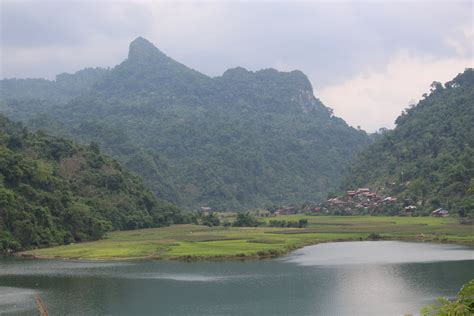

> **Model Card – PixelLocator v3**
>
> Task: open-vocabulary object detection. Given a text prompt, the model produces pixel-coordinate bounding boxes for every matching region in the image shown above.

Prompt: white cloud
[2,1,472,84]
[317,51,473,132]
[445,38,466,55]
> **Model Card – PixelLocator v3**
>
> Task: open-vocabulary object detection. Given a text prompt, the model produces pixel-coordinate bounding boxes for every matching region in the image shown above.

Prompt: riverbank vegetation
[23,215,474,260]
[422,279,474,316]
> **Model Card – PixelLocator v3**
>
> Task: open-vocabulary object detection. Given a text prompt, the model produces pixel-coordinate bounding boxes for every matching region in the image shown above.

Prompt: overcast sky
[1,1,473,131]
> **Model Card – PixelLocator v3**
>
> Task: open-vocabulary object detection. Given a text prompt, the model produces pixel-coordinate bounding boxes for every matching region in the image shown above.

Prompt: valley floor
[22,215,474,260]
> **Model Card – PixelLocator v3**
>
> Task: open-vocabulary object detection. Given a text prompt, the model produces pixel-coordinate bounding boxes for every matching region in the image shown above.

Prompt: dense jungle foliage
[0,115,185,253]
[343,69,474,216]
[0,37,370,210]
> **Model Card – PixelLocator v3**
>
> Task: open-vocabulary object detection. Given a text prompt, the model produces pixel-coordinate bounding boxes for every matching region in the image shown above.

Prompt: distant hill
[0,115,184,253]
[0,67,108,103]
[343,69,474,216]
[0,37,370,210]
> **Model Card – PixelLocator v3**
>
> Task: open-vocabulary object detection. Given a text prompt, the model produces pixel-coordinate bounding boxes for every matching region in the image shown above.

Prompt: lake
[1,241,473,315]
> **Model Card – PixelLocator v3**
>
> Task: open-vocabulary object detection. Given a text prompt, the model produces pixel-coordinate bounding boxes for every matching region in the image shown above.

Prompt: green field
[23,215,474,260]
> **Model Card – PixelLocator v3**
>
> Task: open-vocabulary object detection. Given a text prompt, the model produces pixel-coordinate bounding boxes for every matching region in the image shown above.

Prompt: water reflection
[282,241,474,266]
[0,286,37,314]
[1,242,472,315]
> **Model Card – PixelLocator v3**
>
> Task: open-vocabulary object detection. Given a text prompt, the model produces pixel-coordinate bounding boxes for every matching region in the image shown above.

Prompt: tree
[201,212,220,227]
[298,219,308,228]
[232,212,262,227]
[421,279,474,315]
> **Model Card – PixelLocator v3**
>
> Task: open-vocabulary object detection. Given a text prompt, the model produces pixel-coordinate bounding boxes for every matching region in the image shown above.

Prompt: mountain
[95,37,212,100]
[0,37,370,210]
[343,69,474,216]
[0,115,185,253]
[0,67,109,103]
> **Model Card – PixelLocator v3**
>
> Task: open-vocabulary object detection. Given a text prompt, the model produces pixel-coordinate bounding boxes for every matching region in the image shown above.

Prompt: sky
[1,0,473,131]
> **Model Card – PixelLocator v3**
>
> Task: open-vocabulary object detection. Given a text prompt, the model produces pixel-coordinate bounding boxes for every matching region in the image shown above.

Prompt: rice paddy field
[23,215,474,260]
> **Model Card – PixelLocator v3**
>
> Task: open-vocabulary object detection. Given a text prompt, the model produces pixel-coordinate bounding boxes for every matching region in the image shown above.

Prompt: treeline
[197,211,308,228]
[0,115,187,253]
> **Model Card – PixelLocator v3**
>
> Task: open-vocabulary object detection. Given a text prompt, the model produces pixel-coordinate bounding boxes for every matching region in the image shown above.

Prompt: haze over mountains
[0,37,370,210]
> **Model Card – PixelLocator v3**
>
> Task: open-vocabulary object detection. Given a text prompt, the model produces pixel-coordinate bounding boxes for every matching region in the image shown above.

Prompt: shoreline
[14,234,474,262]
[11,216,473,262]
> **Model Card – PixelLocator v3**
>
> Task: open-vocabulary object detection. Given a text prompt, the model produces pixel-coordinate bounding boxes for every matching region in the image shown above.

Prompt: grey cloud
[1,1,152,47]
[1,1,472,88]
[149,1,472,88]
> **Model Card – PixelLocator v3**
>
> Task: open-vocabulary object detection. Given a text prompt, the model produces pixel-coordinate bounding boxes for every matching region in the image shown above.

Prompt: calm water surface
[0,241,473,315]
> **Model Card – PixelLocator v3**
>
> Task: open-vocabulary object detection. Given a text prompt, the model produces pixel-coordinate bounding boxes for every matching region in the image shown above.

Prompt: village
[199,187,450,218]
[273,188,449,217]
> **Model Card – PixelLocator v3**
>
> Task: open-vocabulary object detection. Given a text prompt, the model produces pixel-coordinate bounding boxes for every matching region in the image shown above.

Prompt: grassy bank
[22,215,474,260]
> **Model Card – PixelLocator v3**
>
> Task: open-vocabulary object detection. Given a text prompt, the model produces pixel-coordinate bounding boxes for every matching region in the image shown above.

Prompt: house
[382,197,397,203]
[200,206,212,212]
[356,188,370,194]
[307,207,322,214]
[327,198,345,206]
[275,206,298,215]
[431,208,449,217]
[401,205,417,216]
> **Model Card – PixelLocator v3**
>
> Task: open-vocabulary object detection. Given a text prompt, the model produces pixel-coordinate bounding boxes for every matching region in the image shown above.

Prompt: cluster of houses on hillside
[325,188,404,213]
[272,188,449,217]
[325,188,450,216]
[201,189,450,217]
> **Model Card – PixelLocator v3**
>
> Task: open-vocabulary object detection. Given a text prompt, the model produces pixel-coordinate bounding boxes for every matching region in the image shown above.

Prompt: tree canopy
[0,115,185,253]
[343,69,474,216]
[0,37,370,210]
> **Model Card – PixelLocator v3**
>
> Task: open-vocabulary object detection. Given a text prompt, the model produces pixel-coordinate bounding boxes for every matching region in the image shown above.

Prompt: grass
[23,215,474,260]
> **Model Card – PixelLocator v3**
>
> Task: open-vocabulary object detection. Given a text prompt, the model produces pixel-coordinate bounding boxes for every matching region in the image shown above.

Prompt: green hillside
[0,37,370,210]
[0,67,108,103]
[343,69,474,216]
[0,115,185,253]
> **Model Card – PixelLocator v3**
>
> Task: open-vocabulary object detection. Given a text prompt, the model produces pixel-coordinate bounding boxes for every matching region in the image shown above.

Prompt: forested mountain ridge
[0,37,370,210]
[94,37,213,101]
[0,67,109,103]
[343,69,474,216]
[0,115,185,253]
